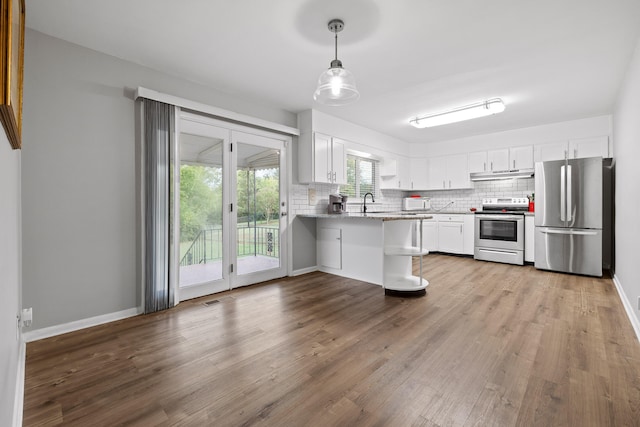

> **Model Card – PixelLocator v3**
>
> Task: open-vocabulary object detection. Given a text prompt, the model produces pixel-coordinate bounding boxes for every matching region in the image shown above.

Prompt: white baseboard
[12,339,25,427]
[612,274,640,343]
[24,307,142,343]
[291,266,318,276]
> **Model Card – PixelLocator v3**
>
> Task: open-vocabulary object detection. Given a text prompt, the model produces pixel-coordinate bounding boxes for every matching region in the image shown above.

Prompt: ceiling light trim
[409,98,506,128]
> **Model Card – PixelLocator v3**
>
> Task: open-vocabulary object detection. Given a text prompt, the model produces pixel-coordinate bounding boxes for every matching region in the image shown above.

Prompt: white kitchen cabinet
[509,145,534,170]
[417,217,439,252]
[568,136,610,159]
[534,137,611,163]
[487,149,510,172]
[380,158,397,177]
[409,157,429,190]
[299,132,346,184]
[486,146,533,171]
[427,154,470,190]
[463,215,475,255]
[317,227,342,269]
[534,141,569,162]
[438,215,465,254]
[468,151,488,173]
[525,215,534,262]
[381,156,412,189]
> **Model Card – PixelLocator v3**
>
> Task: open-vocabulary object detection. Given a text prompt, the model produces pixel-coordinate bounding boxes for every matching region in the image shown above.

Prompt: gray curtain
[143,99,175,313]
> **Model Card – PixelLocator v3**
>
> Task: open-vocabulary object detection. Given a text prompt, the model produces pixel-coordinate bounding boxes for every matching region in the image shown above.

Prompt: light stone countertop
[296,212,433,221]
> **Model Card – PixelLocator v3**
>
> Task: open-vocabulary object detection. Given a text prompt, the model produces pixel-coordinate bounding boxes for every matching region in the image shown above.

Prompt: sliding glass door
[177,113,287,301]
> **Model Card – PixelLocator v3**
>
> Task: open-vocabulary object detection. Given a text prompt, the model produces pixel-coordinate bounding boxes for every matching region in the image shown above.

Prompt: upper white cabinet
[568,136,610,159]
[534,136,611,162]
[487,146,533,171]
[534,141,568,162]
[509,146,534,170]
[381,156,412,189]
[487,149,510,171]
[468,151,489,173]
[427,154,470,190]
[409,157,429,190]
[380,159,397,177]
[469,146,533,174]
[298,132,347,184]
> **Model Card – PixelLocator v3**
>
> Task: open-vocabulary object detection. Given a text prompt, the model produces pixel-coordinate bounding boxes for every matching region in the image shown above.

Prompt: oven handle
[476,214,524,221]
[477,248,519,255]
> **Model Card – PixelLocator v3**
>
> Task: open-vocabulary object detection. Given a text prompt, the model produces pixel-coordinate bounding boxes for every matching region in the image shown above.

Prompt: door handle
[540,229,598,236]
[560,165,566,221]
[566,165,572,222]
[280,212,287,217]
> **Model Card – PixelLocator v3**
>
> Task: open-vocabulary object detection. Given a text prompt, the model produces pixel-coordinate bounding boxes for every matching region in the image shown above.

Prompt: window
[342,154,379,198]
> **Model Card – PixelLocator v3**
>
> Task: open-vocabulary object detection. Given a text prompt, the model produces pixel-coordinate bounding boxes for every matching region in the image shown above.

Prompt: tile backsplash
[414,178,535,212]
[290,178,534,216]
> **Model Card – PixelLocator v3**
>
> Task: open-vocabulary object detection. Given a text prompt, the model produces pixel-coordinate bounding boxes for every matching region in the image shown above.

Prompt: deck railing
[180,226,279,266]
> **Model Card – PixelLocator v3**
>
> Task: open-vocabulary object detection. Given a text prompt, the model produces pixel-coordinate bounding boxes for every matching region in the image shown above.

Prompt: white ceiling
[26,0,640,144]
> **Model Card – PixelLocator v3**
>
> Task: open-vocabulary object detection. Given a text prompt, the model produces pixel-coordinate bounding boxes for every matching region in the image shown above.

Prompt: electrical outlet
[21,307,33,327]
[308,188,316,205]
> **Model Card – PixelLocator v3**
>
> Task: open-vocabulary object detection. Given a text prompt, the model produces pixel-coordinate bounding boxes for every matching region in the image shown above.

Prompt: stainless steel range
[474,197,528,265]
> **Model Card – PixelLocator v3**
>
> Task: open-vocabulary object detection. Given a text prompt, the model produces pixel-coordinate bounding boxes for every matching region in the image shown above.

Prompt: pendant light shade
[313,19,360,106]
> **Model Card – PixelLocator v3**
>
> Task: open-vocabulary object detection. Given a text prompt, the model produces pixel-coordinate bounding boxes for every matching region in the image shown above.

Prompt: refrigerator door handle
[560,165,566,221]
[567,165,572,222]
[539,228,598,236]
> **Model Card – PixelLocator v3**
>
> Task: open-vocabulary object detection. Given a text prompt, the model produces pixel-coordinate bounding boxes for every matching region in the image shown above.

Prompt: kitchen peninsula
[298,213,433,296]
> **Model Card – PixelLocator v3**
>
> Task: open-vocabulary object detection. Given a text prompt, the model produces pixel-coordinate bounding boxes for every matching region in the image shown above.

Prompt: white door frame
[175,112,290,302]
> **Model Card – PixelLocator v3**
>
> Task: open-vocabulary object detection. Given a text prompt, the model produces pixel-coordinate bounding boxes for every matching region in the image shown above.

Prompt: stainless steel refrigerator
[534,157,613,276]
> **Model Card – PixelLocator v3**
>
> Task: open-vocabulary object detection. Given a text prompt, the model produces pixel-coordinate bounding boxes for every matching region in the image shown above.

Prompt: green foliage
[180,164,222,242]
[180,165,280,244]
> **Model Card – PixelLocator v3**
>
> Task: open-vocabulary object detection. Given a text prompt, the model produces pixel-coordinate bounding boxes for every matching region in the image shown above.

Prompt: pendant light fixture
[313,19,360,106]
[409,98,506,128]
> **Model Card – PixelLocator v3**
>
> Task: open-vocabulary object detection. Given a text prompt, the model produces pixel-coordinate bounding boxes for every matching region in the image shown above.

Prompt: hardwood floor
[23,254,640,426]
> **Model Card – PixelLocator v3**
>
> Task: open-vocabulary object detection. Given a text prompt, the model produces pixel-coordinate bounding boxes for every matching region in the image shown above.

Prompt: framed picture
[0,0,25,150]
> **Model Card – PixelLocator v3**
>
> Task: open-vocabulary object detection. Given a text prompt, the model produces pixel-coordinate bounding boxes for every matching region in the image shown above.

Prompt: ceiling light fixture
[409,98,506,128]
[313,19,360,106]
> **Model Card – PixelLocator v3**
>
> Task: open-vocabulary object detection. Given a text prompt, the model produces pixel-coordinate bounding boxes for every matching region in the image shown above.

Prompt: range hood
[470,168,534,181]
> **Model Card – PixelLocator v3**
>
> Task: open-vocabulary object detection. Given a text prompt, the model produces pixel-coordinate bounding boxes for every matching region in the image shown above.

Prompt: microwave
[403,197,431,211]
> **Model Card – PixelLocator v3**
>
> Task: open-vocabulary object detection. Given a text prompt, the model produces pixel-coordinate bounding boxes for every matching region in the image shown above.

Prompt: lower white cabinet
[417,214,474,255]
[463,215,475,255]
[317,227,342,269]
[525,215,534,262]
[438,215,465,254]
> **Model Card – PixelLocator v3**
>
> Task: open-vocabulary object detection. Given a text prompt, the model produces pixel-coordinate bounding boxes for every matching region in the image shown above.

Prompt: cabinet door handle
[460,224,463,234]
[398,180,401,188]
[491,161,493,171]
[513,160,516,169]
[333,171,337,182]
[484,162,486,171]
[574,148,577,158]
[449,180,451,188]
[327,172,331,181]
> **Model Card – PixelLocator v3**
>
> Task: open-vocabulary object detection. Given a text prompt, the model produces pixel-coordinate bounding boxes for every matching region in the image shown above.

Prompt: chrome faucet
[362,192,375,213]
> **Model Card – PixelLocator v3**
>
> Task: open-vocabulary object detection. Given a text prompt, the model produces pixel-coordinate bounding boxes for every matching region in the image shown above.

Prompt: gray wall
[21,29,296,329]
[0,134,22,425]
[613,35,640,329]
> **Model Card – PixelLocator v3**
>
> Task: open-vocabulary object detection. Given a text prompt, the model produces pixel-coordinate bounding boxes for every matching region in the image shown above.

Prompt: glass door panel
[177,117,230,300]
[231,132,287,287]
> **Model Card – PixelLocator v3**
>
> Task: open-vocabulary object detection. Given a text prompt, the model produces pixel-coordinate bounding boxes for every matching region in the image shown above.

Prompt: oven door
[474,214,524,251]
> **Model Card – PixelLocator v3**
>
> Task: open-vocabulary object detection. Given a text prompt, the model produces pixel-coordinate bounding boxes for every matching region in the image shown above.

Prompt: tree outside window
[342,154,378,199]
